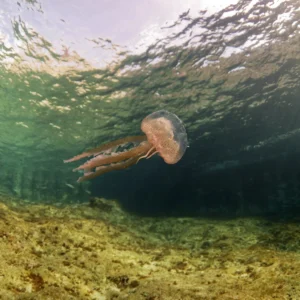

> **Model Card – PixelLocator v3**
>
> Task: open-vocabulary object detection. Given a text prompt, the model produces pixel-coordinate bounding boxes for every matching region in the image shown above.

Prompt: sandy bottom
[0,195,299,300]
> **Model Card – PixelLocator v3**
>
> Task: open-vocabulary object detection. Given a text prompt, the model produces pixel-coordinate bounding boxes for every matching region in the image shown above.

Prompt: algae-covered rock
[0,195,299,299]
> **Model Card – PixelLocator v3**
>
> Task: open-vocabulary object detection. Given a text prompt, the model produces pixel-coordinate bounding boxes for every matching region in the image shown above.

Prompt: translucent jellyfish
[64,110,188,182]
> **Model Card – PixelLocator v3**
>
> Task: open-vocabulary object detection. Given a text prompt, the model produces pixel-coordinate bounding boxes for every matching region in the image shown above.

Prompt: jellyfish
[64,110,188,182]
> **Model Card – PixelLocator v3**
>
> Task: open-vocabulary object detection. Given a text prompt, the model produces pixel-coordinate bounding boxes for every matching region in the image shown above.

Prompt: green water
[1,0,300,211]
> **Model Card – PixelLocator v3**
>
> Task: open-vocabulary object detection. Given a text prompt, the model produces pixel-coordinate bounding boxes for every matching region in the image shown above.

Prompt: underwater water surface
[0,0,300,299]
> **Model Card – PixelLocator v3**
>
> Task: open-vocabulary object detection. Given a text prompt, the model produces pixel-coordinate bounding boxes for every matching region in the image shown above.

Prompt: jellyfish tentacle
[64,135,147,163]
[146,150,159,159]
[136,146,156,164]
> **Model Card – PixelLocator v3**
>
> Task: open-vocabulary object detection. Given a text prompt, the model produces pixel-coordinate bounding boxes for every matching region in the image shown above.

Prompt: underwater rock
[0,195,298,299]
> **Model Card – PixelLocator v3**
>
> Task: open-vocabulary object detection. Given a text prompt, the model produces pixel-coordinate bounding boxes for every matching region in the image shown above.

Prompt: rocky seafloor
[0,194,299,300]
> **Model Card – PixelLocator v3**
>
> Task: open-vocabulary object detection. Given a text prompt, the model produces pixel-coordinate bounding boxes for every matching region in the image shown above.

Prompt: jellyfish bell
[141,110,188,164]
[64,110,188,182]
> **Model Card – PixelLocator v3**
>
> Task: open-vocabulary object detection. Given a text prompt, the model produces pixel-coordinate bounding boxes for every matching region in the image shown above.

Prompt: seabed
[0,195,299,300]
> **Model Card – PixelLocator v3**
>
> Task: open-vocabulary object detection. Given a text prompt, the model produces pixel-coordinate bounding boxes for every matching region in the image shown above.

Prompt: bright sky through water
[13,0,240,67]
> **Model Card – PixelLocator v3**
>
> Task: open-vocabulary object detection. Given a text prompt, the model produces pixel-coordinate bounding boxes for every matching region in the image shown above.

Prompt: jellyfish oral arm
[63,135,147,163]
[73,141,152,171]
[77,157,140,182]
[64,137,153,182]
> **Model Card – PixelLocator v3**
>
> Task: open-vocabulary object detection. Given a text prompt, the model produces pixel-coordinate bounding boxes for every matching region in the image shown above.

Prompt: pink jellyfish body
[64,110,188,182]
